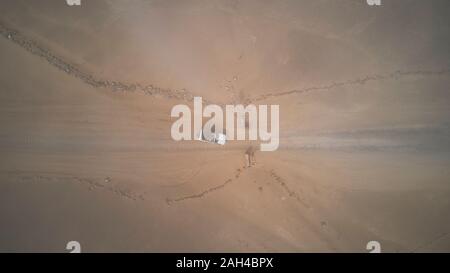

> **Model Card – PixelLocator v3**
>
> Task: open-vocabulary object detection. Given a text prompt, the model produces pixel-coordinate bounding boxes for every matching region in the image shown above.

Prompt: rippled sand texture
[1,0,449,252]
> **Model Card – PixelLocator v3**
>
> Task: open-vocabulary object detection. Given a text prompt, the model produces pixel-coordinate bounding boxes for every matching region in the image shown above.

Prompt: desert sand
[0,0,449,252]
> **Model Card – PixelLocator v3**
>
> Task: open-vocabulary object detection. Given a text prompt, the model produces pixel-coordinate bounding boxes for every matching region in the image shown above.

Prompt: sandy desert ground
[0,0,450,252]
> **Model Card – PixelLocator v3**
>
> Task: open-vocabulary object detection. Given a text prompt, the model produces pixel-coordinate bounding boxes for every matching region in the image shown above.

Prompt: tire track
[250,68,450,103]
[267,169,310,208]
[6,171,146,201]
[2,21,448,106]
[0,21,197,102]
[166,166,246,204]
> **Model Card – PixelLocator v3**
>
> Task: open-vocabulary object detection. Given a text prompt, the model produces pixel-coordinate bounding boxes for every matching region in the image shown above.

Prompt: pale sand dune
[0,0,450,252]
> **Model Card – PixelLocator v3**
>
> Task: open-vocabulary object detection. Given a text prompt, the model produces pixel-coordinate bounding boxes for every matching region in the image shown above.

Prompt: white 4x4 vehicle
[197,129,226,145]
